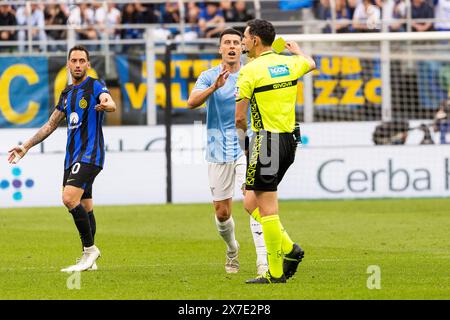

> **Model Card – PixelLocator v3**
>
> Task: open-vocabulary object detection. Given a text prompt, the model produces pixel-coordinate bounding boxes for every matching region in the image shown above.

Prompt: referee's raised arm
[285,41,316,73]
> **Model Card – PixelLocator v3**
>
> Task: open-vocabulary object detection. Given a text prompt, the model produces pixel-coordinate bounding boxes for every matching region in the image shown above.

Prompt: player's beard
[71,69,86,81]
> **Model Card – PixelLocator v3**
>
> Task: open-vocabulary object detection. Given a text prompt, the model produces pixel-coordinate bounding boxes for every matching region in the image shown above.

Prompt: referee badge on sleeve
[235,87,240,98]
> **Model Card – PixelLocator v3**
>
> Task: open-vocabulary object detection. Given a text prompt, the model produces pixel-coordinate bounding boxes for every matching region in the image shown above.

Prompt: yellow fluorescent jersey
[236,51,311,133]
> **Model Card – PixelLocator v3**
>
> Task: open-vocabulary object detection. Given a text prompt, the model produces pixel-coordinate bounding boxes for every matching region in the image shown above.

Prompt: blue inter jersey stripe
[56,76,110,170]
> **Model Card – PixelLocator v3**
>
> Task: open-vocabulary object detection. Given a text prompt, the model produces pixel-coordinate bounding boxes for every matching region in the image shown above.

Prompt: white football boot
[61,245,101,272]
[225,241,240,273]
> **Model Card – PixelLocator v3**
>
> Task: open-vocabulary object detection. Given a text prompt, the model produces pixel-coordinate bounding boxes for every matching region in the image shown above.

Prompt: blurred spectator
[122,4,143,39]
[161,1,180,24]
[158,1,180,39]
[44,2,69,51]
[221,0,253,33]
[319,0,352,33]
[95,1,121,50]
[352,0,381,32]
[199,1,225,38]
[135,1,159,23]
[346,0,360,20]
[175,2,201,41]
[0,4,17,52]
[433,98,450,144]
[381,0,407,32]
[433,0,450,31]
[16,2,47,52]
[411,0,434,31]
[433,95,450,144]
[221,0,234,21]
[68,3,98,51]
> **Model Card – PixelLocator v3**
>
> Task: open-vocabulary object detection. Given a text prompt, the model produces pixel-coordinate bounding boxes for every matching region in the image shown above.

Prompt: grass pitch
[0,198,449,300]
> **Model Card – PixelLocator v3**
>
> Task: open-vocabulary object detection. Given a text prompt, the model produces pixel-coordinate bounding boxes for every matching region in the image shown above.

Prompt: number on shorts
[71,163,81,175]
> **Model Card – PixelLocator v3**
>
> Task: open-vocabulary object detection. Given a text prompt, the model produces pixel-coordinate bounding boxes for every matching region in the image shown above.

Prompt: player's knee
[62,193,78,210]
[214,204,230,221]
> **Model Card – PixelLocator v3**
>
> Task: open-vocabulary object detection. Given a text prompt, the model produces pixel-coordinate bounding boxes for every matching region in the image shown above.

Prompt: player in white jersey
[187,28,268,276]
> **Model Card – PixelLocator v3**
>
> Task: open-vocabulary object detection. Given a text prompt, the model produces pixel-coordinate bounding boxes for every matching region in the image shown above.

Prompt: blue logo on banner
[0,167,35,201]
[268,65,290,78]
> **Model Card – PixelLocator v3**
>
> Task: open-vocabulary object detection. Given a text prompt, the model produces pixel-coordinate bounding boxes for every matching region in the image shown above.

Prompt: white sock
[215,216,238,253]
[250,216,267,266]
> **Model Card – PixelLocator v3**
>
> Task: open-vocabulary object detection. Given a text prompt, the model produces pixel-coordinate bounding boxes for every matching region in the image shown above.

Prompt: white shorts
[208,155,246,202]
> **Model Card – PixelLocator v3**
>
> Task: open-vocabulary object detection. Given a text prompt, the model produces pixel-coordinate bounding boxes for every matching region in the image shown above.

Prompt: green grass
[1,198,450,300]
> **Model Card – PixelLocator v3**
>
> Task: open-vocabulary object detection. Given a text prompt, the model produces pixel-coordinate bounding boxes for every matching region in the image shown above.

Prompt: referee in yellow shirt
[235,19,316,284]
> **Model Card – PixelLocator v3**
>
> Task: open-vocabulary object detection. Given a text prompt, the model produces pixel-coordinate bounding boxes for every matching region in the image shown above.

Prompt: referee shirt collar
[260,50,274,57]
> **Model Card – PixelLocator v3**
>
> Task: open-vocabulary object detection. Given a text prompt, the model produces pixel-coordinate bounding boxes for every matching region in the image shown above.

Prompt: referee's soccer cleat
[246,271,286,284]
[225,241,240,273]
[283,243,305,279]
[61,245,101,272]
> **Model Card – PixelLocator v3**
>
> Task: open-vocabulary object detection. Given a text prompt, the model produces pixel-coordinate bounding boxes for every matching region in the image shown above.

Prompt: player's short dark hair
[219,28,243,43]
[246,19,276,47]
[68,45,90,61]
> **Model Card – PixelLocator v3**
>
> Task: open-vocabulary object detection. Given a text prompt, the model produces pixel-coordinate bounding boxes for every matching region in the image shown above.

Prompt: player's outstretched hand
[95,96,109,111]
[285,41,302,55]
[213,69,230,90]
[8,145,28,164]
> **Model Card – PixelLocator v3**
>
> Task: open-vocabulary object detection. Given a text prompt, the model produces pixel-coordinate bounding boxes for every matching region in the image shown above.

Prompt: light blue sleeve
[193,71,212,91]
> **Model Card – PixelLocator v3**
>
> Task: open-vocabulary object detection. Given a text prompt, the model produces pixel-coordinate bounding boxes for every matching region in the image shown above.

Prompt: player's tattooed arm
[8,109,64,163]
[23,109,65,151]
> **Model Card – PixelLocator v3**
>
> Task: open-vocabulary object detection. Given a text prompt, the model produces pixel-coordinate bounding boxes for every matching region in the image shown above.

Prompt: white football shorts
[207,155,246,201]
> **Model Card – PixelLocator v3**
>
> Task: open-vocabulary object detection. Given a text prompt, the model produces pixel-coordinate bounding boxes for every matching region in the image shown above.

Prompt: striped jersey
[236,51,311,133]
[55,76,110,170]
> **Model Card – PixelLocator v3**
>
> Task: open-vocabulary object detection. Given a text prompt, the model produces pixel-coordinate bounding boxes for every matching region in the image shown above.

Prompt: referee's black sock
[69,204,94,248]
[88,210,96,243]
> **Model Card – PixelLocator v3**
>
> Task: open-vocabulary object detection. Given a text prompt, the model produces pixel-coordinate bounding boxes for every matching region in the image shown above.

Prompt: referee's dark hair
[68,45,90,61]
[246,19,276,47]
[219,28,243,43]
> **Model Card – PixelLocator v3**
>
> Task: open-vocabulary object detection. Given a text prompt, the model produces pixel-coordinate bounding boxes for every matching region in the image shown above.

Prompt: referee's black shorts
[245,130,297,192]
[63,162,102,199]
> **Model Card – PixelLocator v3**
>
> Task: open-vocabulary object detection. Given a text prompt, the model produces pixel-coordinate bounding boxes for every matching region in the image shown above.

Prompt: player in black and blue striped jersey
[8,45,116,272]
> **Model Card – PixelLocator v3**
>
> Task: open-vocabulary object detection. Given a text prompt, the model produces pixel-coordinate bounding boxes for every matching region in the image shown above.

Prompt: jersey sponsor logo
[68,112,81,130]
[268,64,290,78]
[79,97,88,109]
[273,81,294,89]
